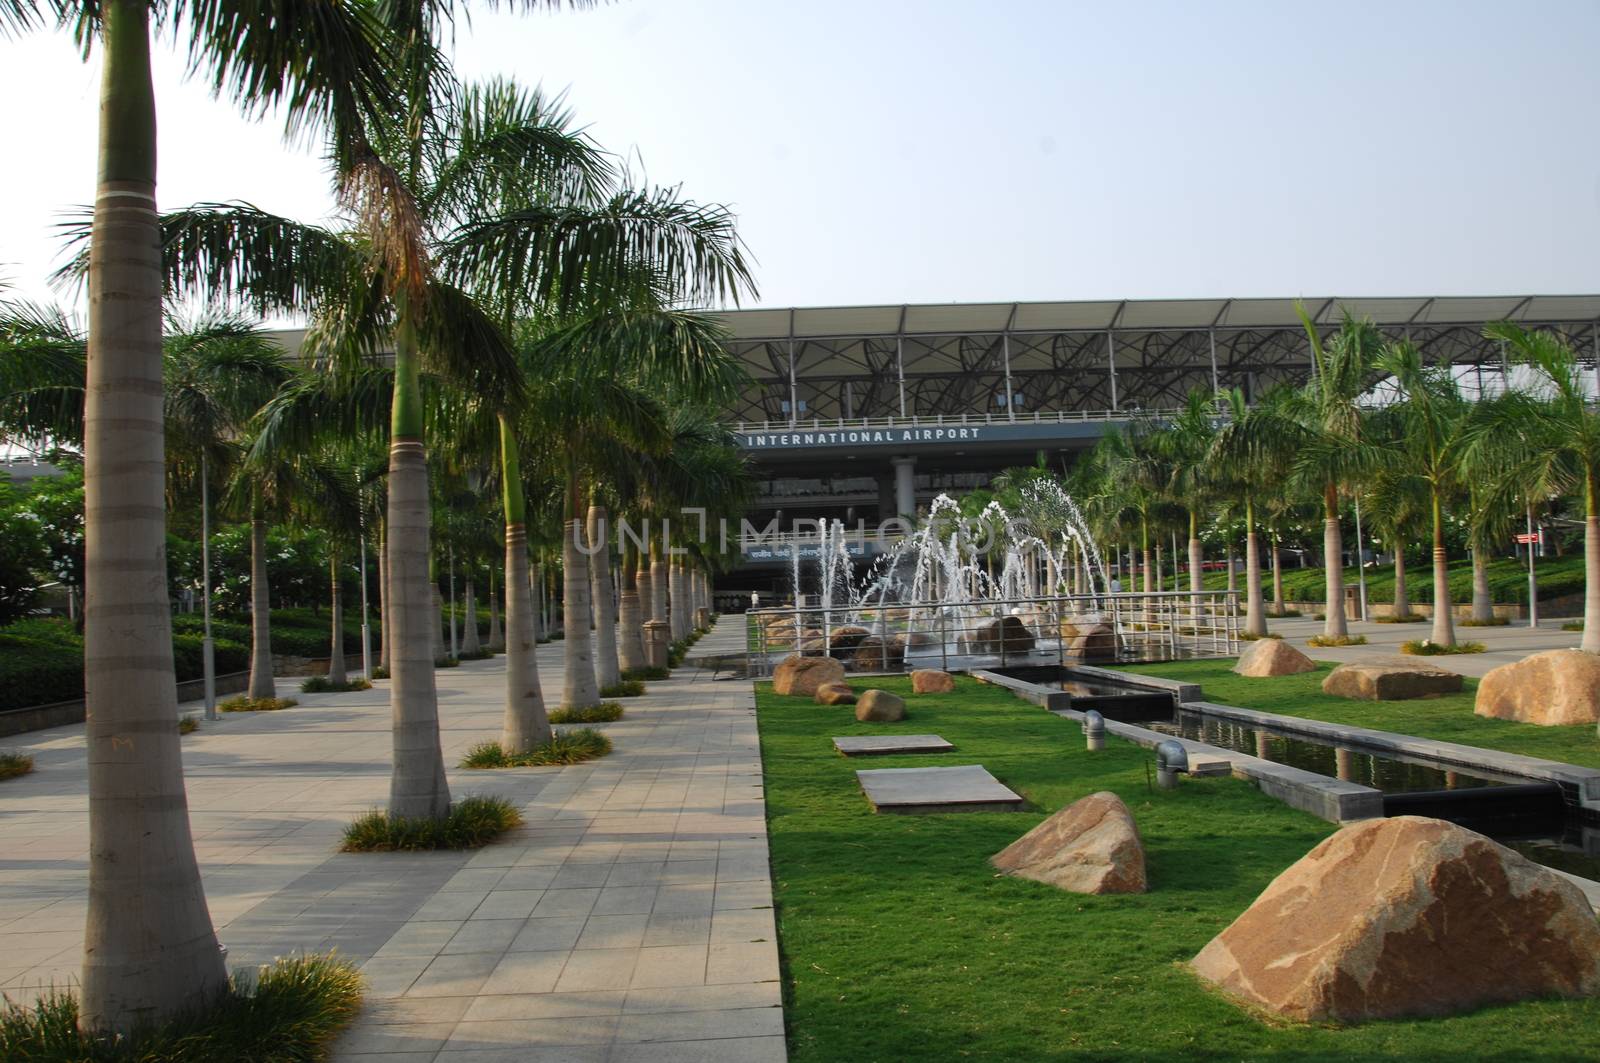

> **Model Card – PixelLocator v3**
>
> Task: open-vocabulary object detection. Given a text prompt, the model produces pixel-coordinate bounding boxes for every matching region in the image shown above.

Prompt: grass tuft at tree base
[0,751,34,780]
[622,666,669,681]
[1306,634,1368,647]
[1372,613,1428,623]
[548,703,624,724]
[1401,639,1487,655]
[1238,631,1283,641]
[1563,621,1584,632]
[299,675,373,693]
[342,795,521,851]
[369,666,391,680]
[1460,616,1511,627]
[455,648,495,661]
[219,695,299,712]
[600,679,645,698]
[435,656,461,669]
[0,953,363,1062]
[460,729,612,769]
[178,715,199,735]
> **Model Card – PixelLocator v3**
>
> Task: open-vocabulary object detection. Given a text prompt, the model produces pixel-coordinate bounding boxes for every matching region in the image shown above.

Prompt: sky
[2,0,1597,316]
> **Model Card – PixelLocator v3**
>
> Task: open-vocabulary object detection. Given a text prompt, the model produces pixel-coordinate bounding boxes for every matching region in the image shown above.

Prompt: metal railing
[733,407,1186,433]
[745,590,1241,677]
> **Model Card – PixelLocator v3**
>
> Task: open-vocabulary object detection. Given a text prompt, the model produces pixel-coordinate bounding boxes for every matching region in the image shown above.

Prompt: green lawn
[1116,660,1600,771]
[756,675,1600,1061]
[1157,554,1583,606]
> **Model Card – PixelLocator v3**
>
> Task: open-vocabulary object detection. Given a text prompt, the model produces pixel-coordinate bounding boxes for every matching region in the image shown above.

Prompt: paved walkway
[1265,613,1583,677]
[0,621,784,1062]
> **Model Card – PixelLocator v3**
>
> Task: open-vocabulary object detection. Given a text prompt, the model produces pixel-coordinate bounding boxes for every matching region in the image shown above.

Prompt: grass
[0,751,34,780]
[1460,616,1512,627]
[757,673,1600,1060]
[622,666,669,681]
[548,702,624,724]
[1237,632,1282,641]
[299,675,373,693]
[219,695,299,712]
[342,795,522,851]
[0,953,363,1063]
[1306,634,1368,647]
[1372,613,1427,623]
[370,666,391,680]
[1400,639,1487,655]
[460,729,613,768]
[1117,659,1600,770]
[178,715,199,735]
[1565,621,1585,632]
[455,648,495,661]
[435,656,461,668]
[600,679,646,698]
[1162,554,1584,606]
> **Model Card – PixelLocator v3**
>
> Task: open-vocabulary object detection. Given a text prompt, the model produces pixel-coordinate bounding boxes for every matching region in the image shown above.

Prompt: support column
[891,456,916,520]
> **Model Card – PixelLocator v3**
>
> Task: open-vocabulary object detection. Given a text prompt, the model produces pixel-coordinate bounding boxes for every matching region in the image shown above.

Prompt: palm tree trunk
[1271,532,1285,614]
[531,560,545,641]
[247,509,275,699]
[618,542,646,673]
[1187,510,1203,618]
[1244,496,1266,636]
[1584,474,1600,654]
[498,414,549,752]
[378,527,391,673]
[430,552,445,663]
[486,566,503,651]
[588,502,620,690]
[636,545,653,626]
[562,478,600,709]
[80,0,226,1026]
[327,550,346,685]
[668,556,686,641]
[651,545,669,627]
[1323,483,1349,638]
[1470,546,1494,623]
[461,577,481,655]
[386,322,450,821]
[1429,490,1457,647]
[1393,547,1411,618]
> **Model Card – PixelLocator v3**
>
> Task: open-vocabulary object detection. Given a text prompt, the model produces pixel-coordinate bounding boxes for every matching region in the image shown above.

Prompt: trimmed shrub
[600,679,644,698]
[342,795,521,851]
[1400,639,1487,655]
[177,715,198,735]
[220,695,299,712]
[461,729,613,768]
[548,702,624,724]
[1306,634,1368,647]
[300,675,373,693]
[0,751,34,780]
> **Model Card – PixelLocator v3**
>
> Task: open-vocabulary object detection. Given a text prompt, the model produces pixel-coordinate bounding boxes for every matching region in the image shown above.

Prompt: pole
[1353,496,1369,622]
[200,452,216,721]
[1527,502,1539,629]
[359,528,372,677]
[448,545,458,658]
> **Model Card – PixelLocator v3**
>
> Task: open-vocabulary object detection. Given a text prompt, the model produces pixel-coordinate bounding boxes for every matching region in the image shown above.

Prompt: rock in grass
[854,689,906,722]
[990,791,1146,894]
[814,682,857,706]
[1191,816,1600,1023]
[1233,639,1316,677]
[773,654,847,697]
[911,668,955,694]
[850,635,906,672]
[1475,649,1600,726]
[1320,656,1462,700]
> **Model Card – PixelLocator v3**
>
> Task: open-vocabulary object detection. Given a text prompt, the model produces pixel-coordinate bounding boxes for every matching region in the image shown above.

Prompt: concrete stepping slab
[833,735,954,757]
[856,764,1025,814]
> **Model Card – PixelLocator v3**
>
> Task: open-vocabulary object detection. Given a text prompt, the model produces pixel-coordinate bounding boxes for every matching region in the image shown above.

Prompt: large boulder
[827,626,873,659]
[814,682,857,706]
[971,615,1036,655]
[903,629,941,649]
[911,669,956,694]
[991,791,1146,894]
[850,635,906,673]
[854,689,907,723]
[1191,816,1600,1023]
[1065,623,1117,662]
[1475,649,1600,726]
[772,654,848,697]
[1233,639,1317,678]
[1321,656,1463,700]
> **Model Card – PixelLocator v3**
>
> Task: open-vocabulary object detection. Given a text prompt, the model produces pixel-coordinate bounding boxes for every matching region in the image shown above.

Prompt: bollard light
[1083,709,1105,751]
[1155,739,1189,790]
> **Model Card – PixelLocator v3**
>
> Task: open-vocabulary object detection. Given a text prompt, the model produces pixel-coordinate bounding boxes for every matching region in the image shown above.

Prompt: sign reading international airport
[739,426,991,450]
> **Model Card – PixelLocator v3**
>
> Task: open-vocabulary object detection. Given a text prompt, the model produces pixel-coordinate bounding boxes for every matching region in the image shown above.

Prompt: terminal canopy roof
[710,295,1600,341]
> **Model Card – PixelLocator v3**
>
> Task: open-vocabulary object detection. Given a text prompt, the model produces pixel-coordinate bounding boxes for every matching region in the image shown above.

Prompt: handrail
[732,407,1187,433]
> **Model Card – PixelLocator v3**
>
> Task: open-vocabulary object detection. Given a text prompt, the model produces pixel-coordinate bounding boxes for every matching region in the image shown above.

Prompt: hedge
[0,618,248,712]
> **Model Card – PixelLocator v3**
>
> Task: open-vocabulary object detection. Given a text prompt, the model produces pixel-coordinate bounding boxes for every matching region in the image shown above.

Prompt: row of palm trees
[1061,309,1599,652]
[1,0,754,1034]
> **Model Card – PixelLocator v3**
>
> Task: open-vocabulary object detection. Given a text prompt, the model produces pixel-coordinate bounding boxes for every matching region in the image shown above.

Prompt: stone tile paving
[0,621,784,1061]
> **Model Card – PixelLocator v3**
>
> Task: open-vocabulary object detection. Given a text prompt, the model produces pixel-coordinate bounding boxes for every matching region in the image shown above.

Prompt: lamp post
[200,452,217,721]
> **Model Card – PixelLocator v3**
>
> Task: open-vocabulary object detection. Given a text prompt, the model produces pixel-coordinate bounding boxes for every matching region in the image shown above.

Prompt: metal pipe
[201,451,216,721]
[1083,709,1105,751]
[1155,740,1189,790]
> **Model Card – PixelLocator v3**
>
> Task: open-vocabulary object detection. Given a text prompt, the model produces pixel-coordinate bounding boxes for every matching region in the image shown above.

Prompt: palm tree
[1148,390,1223,615]
[1364,467,1428,620]
[1293,306,1385,639]
[2,0,398,1027]
[1476,323,1600,651]
[1370,341,1470,647]
[1210,387,1298,636]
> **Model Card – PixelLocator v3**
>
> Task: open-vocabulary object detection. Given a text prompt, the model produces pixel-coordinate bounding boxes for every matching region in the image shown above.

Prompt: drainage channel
[987,665,1600,882]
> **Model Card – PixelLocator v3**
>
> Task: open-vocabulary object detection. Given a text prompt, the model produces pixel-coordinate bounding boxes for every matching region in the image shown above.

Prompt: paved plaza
[1266,613,1584,676]
[0,622,785,1062]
